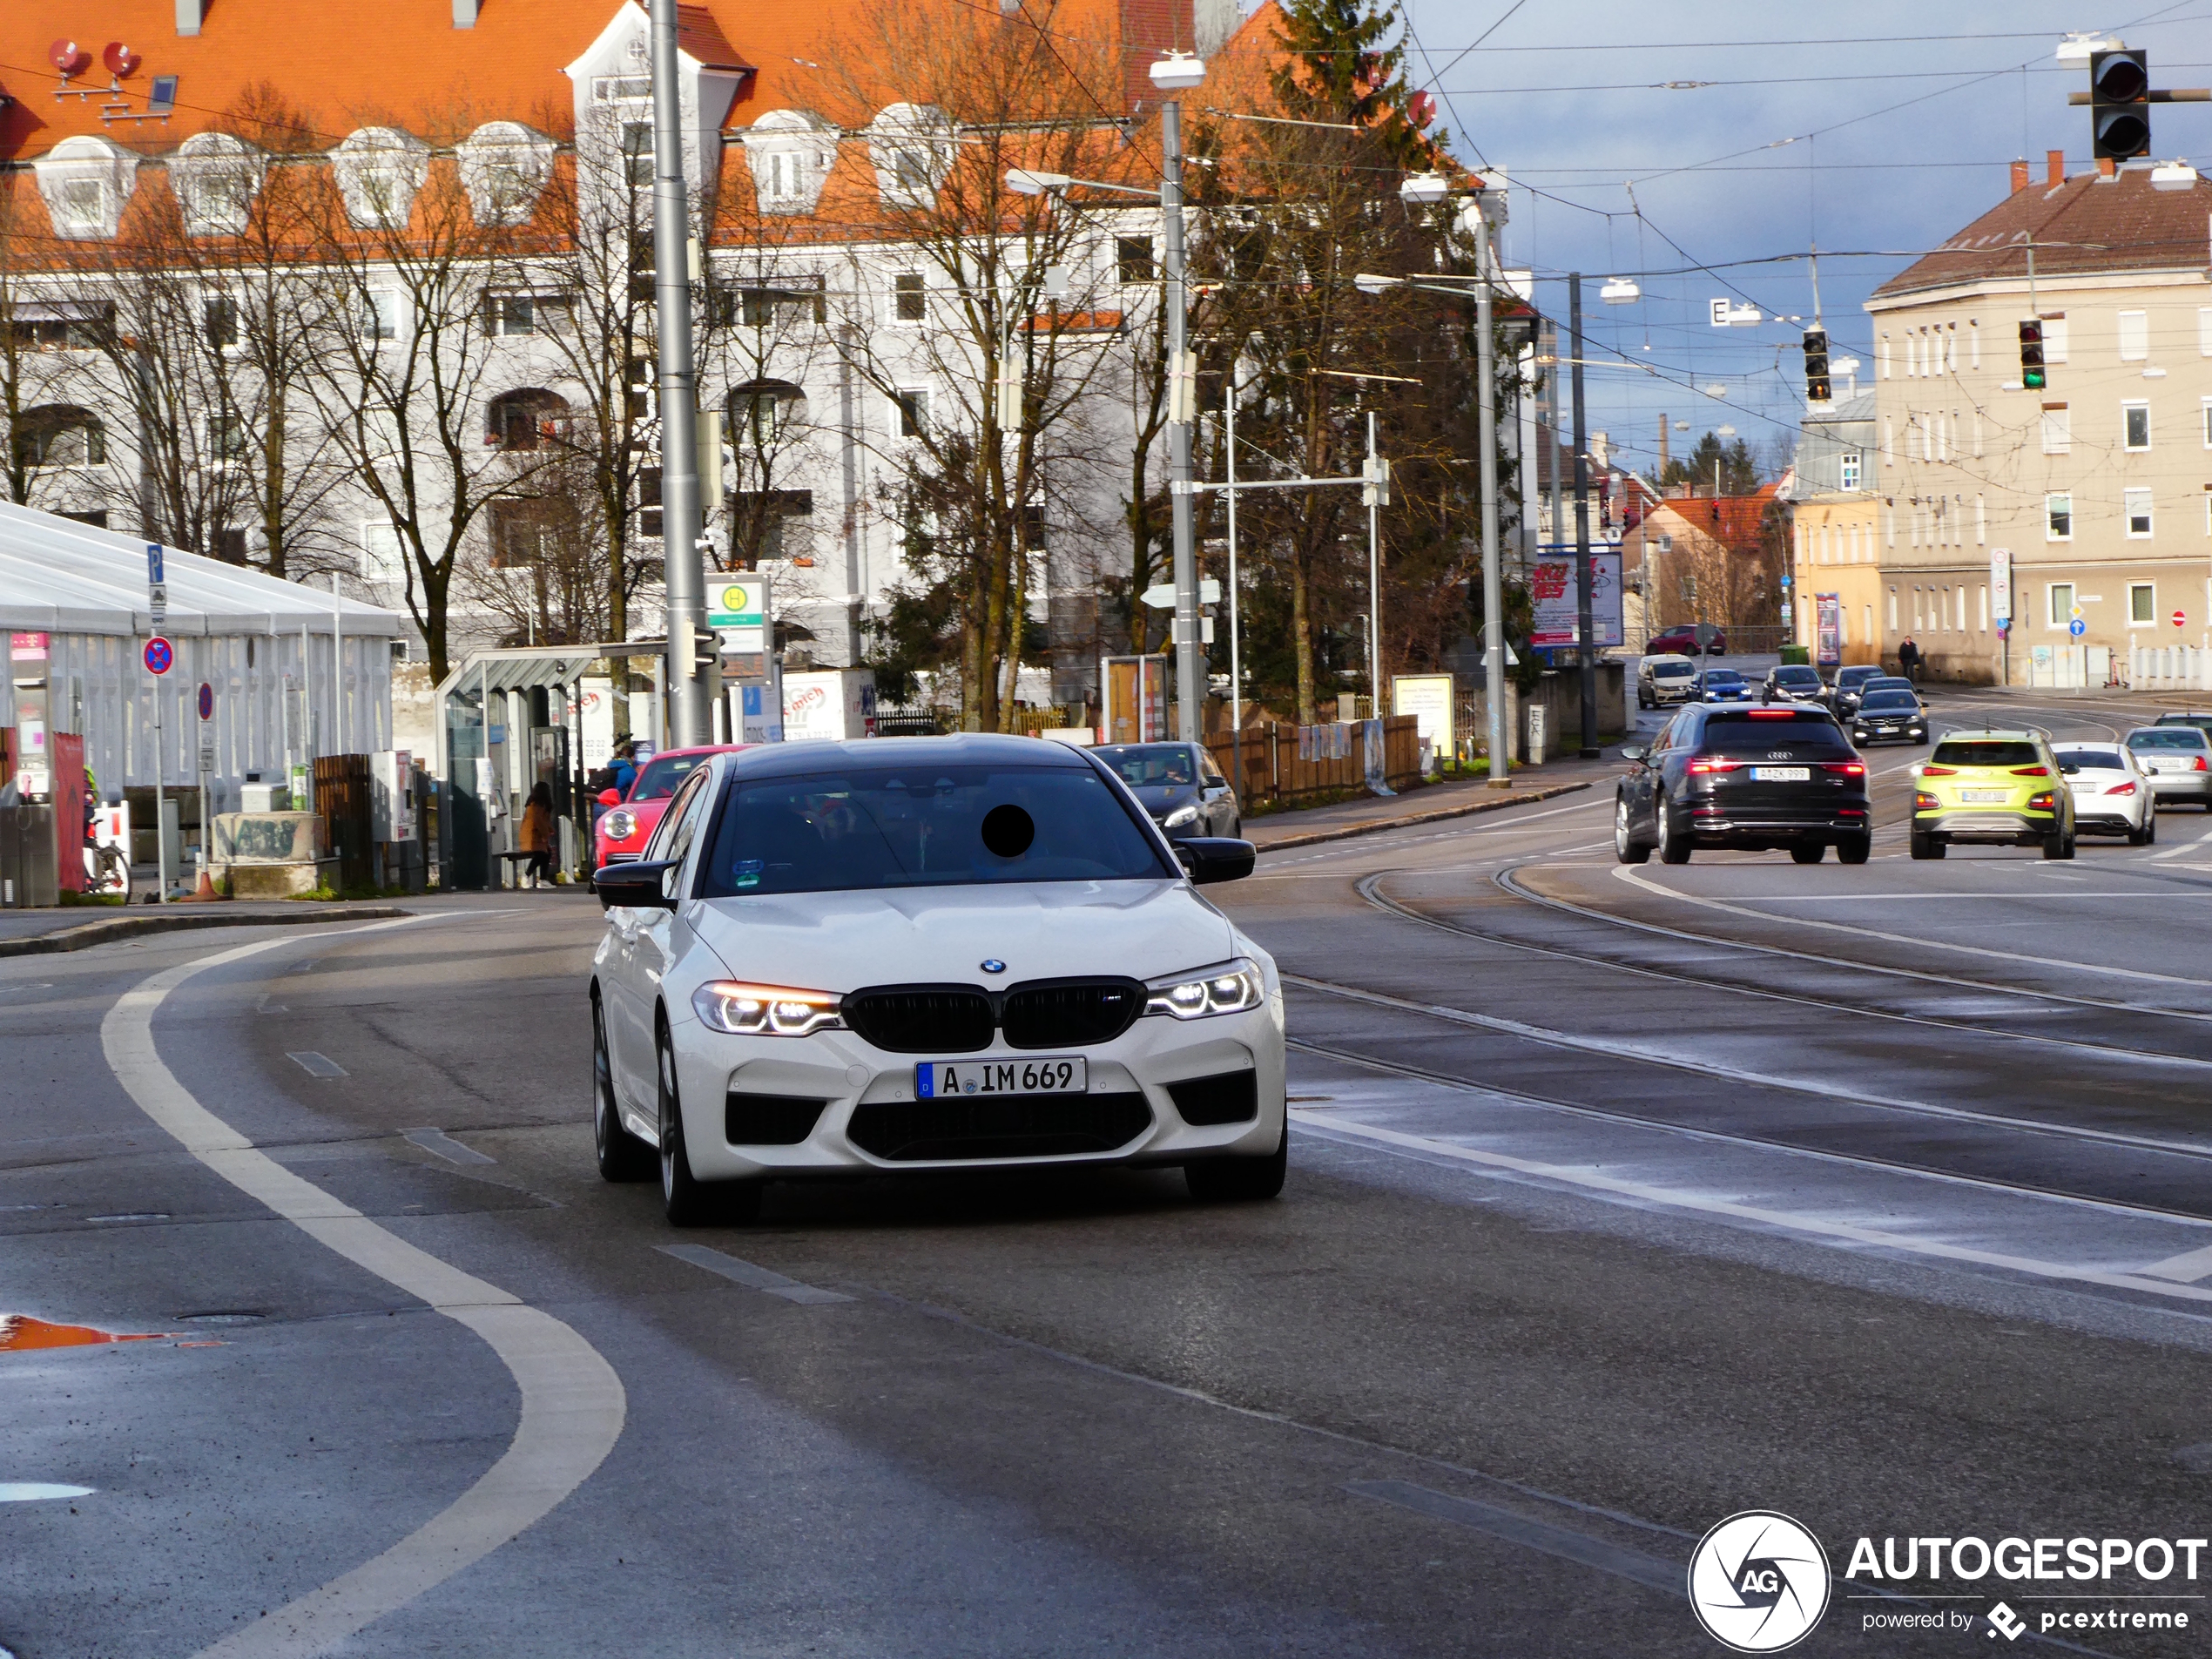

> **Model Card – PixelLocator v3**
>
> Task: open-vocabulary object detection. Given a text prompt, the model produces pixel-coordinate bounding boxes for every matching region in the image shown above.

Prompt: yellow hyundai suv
[1912,731,2075,860]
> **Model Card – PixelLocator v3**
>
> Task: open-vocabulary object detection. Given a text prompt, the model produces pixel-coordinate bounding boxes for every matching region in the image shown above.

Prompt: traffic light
[2090,49,2150,160]
[1803,328,1831,403]
[2018,319,2047,390]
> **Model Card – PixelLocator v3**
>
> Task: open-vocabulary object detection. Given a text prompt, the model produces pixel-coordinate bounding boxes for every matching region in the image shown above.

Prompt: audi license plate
[1961,788,2010,803]
[918,1056,1087,1098]
[1752,766,1810,782]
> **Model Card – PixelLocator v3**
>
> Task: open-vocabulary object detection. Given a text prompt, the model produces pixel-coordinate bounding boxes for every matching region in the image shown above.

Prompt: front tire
[1910,828,1944,860]
[1657,798,1692,864]
[594,996,654,1182]
[658,1022,762,1227]
[1615,798,1651,864]
[1186,1116,1287,1203]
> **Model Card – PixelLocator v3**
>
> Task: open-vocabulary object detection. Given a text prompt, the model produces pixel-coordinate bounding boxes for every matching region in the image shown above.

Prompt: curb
[1251,779,1596,854]
[0,905,412,960]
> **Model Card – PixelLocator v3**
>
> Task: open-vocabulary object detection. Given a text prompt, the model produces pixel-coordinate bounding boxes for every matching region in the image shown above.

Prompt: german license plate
[917,1056,1087,1098]
[1961,788,2010,803]
[1752,766,1809,781]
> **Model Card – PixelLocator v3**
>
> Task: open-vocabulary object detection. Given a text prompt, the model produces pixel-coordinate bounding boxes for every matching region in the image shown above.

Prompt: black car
[1093,741,1241,838]
[1831,664,1886,717]
[1764,663,1828,704]
[1615,704,1871,865]
[1849,686,1929,746]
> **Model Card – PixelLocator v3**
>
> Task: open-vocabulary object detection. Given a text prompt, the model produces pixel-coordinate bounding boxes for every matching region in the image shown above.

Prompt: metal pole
[1547,321,1565,567]
[651,0,707,746]
[330,573,342,755]
[1570,273,1599,758]
[1366,409,1381,720]
[1162,96,1201,744]
[152,651,168,904]
[1225,380,1243,797]
[1474,208,1509,787]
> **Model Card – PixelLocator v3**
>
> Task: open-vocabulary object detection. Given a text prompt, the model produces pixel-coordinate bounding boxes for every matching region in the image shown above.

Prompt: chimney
[2097,155,2117,179]
[453,0,478,24]
[2011,158,2031,192]
[175,0,202,35]
[2047,149,2066,186]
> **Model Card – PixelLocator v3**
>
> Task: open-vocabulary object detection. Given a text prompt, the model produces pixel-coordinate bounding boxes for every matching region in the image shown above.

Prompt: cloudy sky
[1385,0,2211,479]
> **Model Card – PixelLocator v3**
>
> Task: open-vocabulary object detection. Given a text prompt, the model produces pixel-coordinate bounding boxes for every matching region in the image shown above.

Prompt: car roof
[2155,711,2212,719]
[1775,664,1820,674]
[1644,653,1693,667]
[1094,740,1194,752]
[2128,723,2211,739]
[1935,728,2042,742]
[718,732,1094,780]
[640,743,749,761]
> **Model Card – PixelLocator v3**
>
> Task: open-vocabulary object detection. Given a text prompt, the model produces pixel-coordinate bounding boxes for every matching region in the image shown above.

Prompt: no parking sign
[143,637,173,675]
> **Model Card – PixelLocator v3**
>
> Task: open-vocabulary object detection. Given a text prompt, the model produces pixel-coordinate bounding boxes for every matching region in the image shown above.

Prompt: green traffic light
[2024,368,2047,390]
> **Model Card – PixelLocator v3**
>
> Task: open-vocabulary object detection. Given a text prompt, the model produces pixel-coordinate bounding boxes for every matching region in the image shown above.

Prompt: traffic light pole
[651,0,708,747]
[1569,273,1598,759]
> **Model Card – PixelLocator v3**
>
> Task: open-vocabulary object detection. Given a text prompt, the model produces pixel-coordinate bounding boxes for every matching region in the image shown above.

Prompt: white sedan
[2054,742,2156,844]
[589,734,1288,1224]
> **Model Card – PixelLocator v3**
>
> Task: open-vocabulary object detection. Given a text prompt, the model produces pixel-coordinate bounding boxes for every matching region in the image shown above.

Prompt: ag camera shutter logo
[1689,1511,1831,1653]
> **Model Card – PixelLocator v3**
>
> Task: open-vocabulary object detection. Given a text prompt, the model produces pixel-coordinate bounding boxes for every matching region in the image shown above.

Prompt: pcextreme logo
[1689,1511,1832,1653]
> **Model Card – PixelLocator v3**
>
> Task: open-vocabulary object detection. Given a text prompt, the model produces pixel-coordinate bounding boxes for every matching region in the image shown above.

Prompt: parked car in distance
[1093,741,1241,839]
[1849,687,1930,746]
[1637,654,1698,709]
[1645,624,1727,657]
[1831,664,1886,717]
[1764,663,1828,703]
[2153,711,2212,740]
[1910,732,2074,860]
[2124,725,2212,810]
[1693,668,1757,704]
[2054,743,2155,845]
[1615,703,1870,865]
[594,745,748,870]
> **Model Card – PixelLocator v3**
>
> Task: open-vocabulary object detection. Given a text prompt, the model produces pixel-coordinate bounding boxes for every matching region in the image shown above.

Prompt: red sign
[2175,610,2187,630]
[143,637,173,676]
[197,680,213,720]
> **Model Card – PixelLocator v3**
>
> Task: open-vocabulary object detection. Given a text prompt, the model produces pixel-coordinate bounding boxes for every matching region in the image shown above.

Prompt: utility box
[371,750,416,843]
[781,670,877,743]
[240,781,291,813]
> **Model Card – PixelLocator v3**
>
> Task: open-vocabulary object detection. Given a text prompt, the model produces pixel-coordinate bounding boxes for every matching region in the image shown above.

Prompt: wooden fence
[1203,715,1422,808]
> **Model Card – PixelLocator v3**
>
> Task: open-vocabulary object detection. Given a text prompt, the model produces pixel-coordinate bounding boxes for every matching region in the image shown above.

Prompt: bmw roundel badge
[980,959,1007,974]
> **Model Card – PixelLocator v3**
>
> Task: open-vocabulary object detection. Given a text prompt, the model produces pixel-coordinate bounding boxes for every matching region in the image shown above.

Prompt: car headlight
[1163,803,1201,828]
[604,808,637,843]
[1145,957,1265,1019]
[692,981,844,1037]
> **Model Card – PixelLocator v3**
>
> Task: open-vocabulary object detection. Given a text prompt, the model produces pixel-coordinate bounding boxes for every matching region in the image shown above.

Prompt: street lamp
[1151,51,1206,742]
[1599,277,1641,304]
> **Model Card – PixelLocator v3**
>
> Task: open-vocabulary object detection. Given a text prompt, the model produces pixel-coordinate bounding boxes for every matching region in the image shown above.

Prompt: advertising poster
[1815,593,1843,669]
[1529,550,1624,649]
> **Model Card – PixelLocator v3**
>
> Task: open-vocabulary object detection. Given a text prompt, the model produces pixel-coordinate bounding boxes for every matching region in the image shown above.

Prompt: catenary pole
[1472,206,1509,786]
[1570,272,1598,758]
[1225,380,1243,795]
[651,0,707,745]
[1162,93,1201,743]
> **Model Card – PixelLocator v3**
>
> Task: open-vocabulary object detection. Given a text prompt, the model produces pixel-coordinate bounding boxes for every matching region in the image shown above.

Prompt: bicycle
[84,841,130,897]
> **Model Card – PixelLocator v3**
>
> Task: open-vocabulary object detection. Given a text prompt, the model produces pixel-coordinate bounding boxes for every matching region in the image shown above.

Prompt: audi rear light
[1824,761,1866,776]
[1688,757,1745,774]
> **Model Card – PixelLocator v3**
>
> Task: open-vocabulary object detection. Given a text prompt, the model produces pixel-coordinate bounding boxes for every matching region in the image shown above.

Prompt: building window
[2046,494,2072,541]
[2118,309,2149,362]
[214,527,249,563]
[1838,449,1861,491]
[730,381,804,447]
[2202,398,2212,448]
[55,179,105,233]
[2123,401,2151,450]
[1886,587,1898,632]
[1969,321,1980,370]
[207,412,248,465]
[593,75,652,102]
[2130,582,2156,624]
[204,296,239,350]
[2040,403,2069,455]
[892,388,929,437]
[893,273,925,322]
[2047,583,2075,628]
[1975,494,1986,545]
[361,520,404,583]
[1973,409,1984,457]
[1978,584,1988,631]
[2042,314,2068,362]
[485,388,569,450]
[16,406,106,469]
[621,122,653,189]
[1116,235,1155,283]
[2125,487,2154,537]
[1878,338,1892,380]
[486,293,537,337]
[362,290,399,342]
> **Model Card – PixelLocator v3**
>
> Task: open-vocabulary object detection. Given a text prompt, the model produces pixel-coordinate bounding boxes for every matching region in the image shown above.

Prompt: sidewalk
[0,900,412,957]
[1244,748,1624,853]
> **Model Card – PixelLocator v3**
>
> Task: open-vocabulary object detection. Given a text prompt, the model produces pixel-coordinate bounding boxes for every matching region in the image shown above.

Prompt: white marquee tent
[0,502,406,802]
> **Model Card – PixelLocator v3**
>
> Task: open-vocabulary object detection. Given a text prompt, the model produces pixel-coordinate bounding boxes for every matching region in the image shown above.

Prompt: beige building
[1786,389,1884,665]
[1865,152,2212,688]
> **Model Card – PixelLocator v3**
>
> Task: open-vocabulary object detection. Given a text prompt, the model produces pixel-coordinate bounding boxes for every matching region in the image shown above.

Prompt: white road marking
[2150,825,2212,862]
[100,925,625,1659]
[658,1243,855,1305]
[286,1051,347,1078]
[1716,892,2212,902]
[2141,1240,2212,1283]
[1611,866,2212,988]
[0,1483,93,1502]
[1296,1111,2212,1309]
[402,1127,496,1166]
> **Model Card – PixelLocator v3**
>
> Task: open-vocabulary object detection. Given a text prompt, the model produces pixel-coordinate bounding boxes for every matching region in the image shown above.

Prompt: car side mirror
[595,858,681,911]
[597,788,621,806]
[1618,744,1648,762]
[1172,837,1256,885]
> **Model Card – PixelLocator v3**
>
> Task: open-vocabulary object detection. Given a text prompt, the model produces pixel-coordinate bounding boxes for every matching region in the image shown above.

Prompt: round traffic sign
[2175,609,2187,630]
[197,680,213,720]
[143,636,173,675]
[2067,617,2087,637]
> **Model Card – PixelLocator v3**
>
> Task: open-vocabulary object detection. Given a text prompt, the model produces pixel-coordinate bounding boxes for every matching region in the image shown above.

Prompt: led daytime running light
[1144,958,1265,1020]
[692,981,843,1037]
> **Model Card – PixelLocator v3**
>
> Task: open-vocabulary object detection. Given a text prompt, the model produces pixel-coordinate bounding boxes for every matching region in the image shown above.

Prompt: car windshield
[1651,663,1694,680]
[1838,667,1881,685]
[1776,667,1820,684]
[1701,712,1853,758]
[697,764,1174,896]
[1096,744,1197,786]
[1932,739,2040,767]
[2155,714,2212,727]
[2057,747,2127,770]
[631,753,708,801]
[1859,691,1918,711]
[1701,671,1744,686]
[2128,729,2210,751]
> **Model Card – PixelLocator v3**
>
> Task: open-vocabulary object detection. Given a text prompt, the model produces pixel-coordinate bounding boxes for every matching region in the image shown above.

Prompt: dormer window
[56,180,105,233]
[741,110,836,215]
[174,132,266,236]
[334,128,431,231]
[592,74,652,102]
[457,123,556,226]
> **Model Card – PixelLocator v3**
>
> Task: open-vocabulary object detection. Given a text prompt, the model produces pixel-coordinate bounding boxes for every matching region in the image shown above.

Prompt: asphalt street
[6,688,2212,1656]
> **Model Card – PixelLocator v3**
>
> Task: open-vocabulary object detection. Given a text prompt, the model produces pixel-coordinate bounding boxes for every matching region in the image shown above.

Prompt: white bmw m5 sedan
[590,733,1287,1225]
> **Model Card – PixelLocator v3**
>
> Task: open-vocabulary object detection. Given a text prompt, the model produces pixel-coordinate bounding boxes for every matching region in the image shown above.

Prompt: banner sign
[1530,548,1624,649]
[1814,593,1843,669]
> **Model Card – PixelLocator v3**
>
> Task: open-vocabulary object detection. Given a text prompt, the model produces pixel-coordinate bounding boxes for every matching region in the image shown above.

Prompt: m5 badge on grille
[918,1057,1087,1098]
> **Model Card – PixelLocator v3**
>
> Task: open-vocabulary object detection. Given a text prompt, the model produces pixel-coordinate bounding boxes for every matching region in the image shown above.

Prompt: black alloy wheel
[1615,798,1651,865]
[593,995,654,1182]
[658,1021,762,1226]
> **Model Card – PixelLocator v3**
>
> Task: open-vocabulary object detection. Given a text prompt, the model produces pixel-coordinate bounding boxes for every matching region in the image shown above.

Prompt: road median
[1251,779,1595,853]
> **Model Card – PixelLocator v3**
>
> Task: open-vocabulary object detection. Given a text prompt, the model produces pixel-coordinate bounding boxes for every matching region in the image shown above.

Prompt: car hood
[1127,783,1198,815]
[689,879,1243,992]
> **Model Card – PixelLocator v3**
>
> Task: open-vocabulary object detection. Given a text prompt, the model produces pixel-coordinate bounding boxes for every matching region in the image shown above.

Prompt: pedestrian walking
[1898,636,1922,683]
[519,782,556,889]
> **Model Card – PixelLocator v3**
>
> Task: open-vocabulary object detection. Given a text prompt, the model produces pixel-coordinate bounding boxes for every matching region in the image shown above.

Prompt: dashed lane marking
[402,1128,496,1166]
[658,1244,855,1305]
[286,1051,347,1078]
